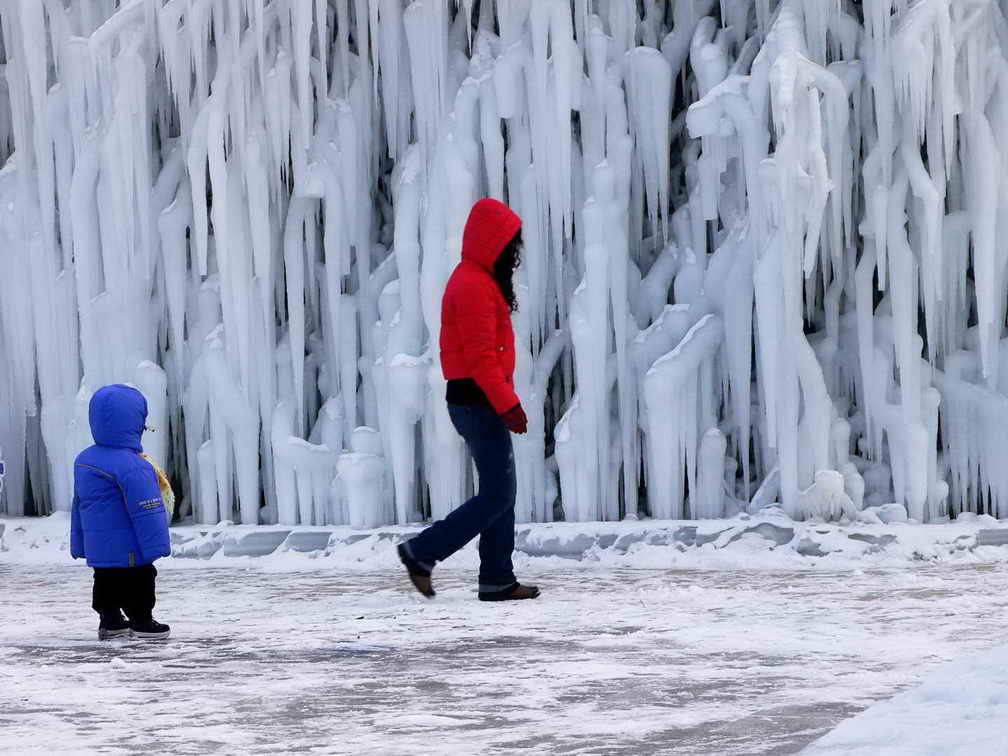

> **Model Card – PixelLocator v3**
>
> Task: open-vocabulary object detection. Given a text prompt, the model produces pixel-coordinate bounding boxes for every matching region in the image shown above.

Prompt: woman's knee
[477,471,515,509]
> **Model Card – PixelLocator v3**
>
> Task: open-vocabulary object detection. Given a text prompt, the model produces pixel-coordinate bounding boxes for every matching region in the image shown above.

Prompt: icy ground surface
[4,562,1008,755]
[805,645,1008,755]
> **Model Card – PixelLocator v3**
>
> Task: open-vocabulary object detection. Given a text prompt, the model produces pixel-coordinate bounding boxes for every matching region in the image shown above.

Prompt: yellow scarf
[140,453,175,518]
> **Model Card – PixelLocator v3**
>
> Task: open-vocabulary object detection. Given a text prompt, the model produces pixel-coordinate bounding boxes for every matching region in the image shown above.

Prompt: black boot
[478,583,540,602]
[129,616,171,639]
[397,543,435,598]
[98,611,132,640]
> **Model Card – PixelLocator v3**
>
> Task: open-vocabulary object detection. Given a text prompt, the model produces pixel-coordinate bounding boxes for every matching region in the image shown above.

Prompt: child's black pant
[92,565,157,620]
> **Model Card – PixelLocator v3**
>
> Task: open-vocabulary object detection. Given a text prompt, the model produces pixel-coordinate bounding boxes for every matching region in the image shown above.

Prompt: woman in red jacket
[398,198,540,601]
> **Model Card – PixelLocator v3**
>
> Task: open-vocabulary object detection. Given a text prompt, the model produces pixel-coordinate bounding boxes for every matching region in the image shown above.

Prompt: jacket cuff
[485,386,521,416]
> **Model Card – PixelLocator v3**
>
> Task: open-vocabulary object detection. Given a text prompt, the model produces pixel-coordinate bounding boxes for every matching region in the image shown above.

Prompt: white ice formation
[0,1,1006,526]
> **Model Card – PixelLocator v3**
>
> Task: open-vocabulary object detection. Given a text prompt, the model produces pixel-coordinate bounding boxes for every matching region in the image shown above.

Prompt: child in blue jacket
[71,385,172,640]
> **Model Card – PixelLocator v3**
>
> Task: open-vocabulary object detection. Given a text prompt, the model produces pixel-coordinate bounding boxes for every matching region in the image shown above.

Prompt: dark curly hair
[493,230,522,312]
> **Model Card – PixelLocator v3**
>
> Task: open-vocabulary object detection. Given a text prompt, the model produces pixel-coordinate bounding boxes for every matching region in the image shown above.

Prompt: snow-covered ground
[805,645,1008,755]
[4,518,1008,754]
[6,510,1008,572]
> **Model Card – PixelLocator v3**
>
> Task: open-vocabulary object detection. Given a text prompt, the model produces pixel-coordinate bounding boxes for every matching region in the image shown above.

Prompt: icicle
[625,48,672,243]
[0,0,999,530]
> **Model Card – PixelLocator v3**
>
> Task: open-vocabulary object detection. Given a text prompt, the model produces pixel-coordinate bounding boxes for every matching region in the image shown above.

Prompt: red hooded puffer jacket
[440,198,522,415]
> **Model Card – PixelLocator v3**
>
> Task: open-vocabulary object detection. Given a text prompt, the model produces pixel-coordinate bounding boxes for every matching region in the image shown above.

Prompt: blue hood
[88,385,147,452]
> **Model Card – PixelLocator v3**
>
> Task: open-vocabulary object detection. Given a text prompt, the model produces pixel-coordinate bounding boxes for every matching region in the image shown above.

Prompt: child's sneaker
[98,611,132,640]
[130,617,171,639]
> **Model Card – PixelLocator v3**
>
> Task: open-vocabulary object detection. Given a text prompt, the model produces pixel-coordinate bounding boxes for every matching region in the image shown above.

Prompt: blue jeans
[406,404,517,591]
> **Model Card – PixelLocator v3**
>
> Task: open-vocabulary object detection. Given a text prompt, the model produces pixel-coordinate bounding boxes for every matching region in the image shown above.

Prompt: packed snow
[4,554,1008,755]
[805,645,1008,755]
[2,1,1008,532]
[8,508,1008,572]
[7,514,1008,753]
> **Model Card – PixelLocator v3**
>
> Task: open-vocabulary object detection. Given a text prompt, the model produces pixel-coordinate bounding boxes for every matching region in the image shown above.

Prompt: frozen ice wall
[0,0,1006,526]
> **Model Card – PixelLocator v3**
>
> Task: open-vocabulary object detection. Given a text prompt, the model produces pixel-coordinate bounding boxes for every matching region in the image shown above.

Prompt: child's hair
[494,230,522,312]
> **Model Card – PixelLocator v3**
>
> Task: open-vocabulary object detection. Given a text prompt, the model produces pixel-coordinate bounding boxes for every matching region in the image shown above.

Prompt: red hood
[461,198,522,272]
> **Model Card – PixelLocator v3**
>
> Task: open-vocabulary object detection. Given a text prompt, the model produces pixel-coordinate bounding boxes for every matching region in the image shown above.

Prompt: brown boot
[397,543,435,598]
[478,583,540,602]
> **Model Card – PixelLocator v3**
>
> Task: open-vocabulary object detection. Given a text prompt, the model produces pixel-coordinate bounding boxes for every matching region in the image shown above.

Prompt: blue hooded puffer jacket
[70,385,171,568]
